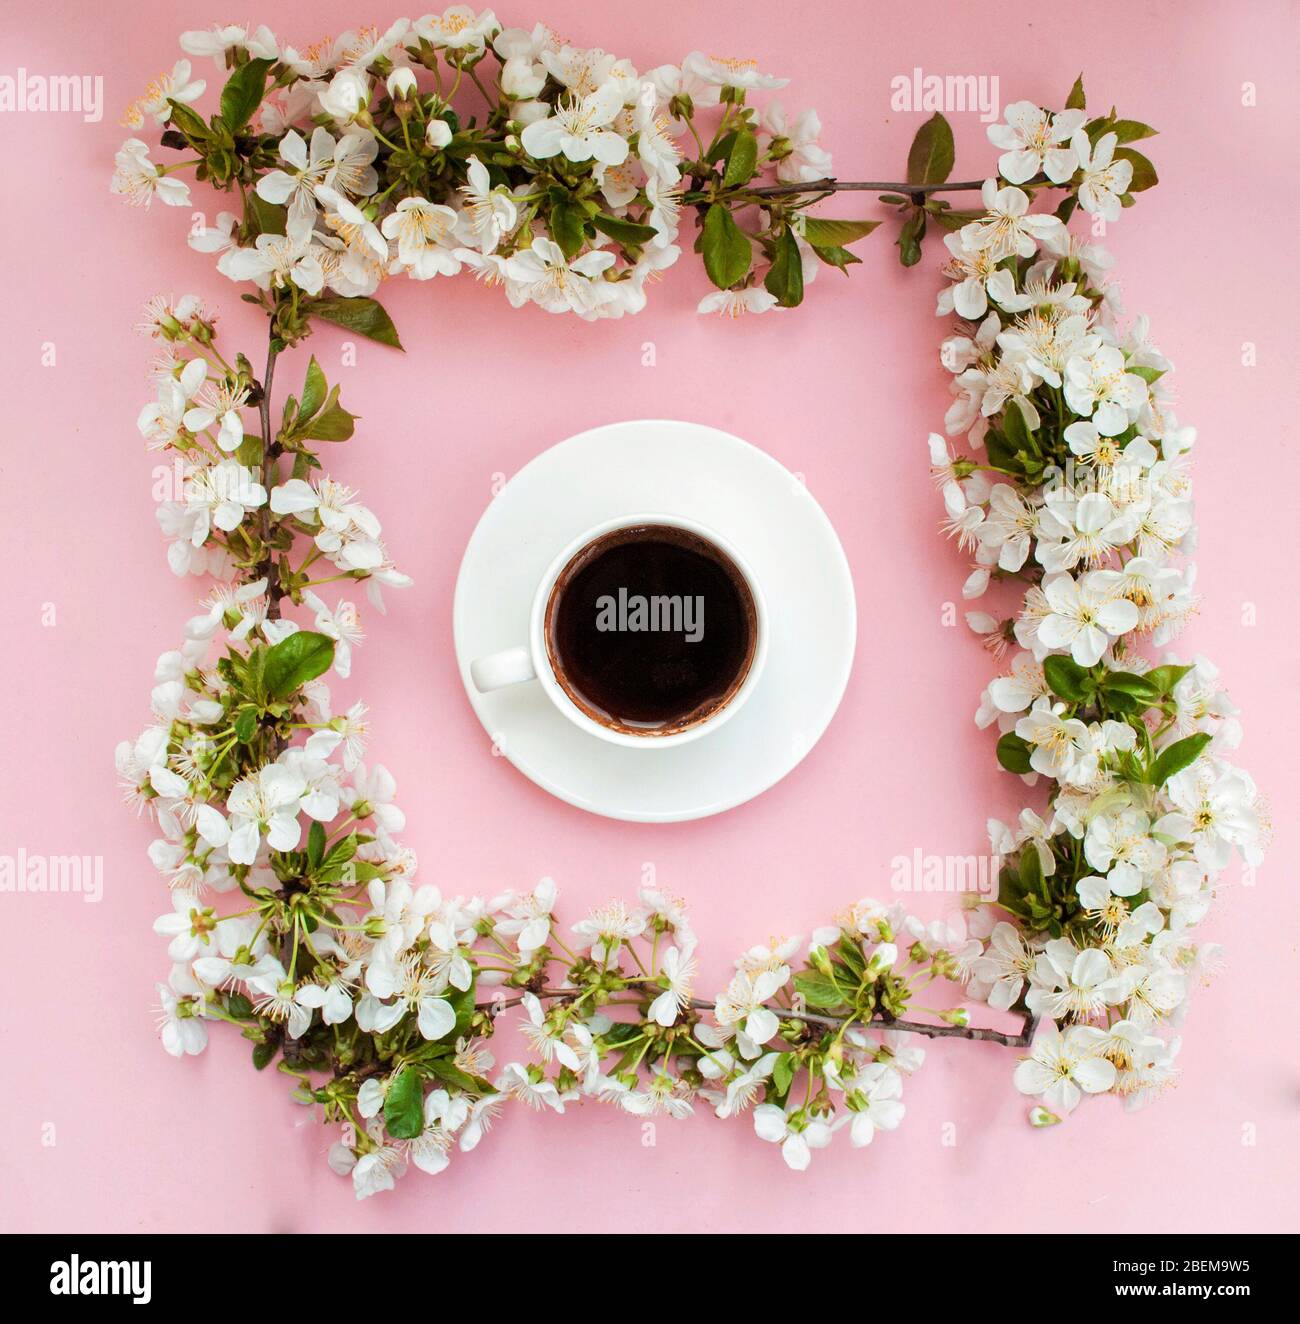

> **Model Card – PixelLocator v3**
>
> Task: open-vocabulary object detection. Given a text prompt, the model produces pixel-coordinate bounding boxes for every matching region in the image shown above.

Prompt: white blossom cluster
[931,104,1266,1122]
[110,11,835,319]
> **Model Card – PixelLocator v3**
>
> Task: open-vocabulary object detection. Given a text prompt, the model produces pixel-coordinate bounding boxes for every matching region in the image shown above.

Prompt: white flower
[179,24,248,63]
[937,231,1002,320]
[1072,131,1133,222]
[221,231,325,296]
[255,127,336,236]
[184,461,267,544]
[970,921,1039,1011]
[415,6,501,53]
[681,51,788,91]
[1165,761,1262,869]
[1036,491,1140,574]
[351,1127,407,1200]
[571,899,648,951]
[1013,1021,1115,1114]
[697,287,778,318]
[110,138,190,208]
[521,81,629,166]
[518,993,581,1069]
[1030,940,1132,1020]
[318,68,371,124]
[492,876,558,954]
[122,61,207,129]
[326,132,380,197]
[214,764,306,864]
[138,358,206,450]
[154,975,208,1057]
[960,181,1063,262]
[1037,571,1139,667]
[350,763,406,838]
[987,101,1086,184]
[761,101,831,183]
[496,1062,567,1112]
[459,156,517,254]
[398,955,457,1041]
[1064,344,1149,436]
[302,591,364,678]
[714,968,785,1050]
[752,1105,833,1170]
[648,946,697,1027]
[844,1063,905,1146]
[506,238,616,316]
[381,197,466,279]
[153,891,217,962]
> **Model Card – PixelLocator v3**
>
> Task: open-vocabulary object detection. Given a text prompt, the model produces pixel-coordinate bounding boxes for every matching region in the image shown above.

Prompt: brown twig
[478,988,1038,1049]
[747,176,990,198]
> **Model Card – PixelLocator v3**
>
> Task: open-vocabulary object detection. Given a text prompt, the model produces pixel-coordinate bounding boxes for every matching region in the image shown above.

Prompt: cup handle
[471,645,537,693]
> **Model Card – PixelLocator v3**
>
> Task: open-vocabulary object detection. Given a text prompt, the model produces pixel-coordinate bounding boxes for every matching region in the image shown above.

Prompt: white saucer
[452,420,856,822]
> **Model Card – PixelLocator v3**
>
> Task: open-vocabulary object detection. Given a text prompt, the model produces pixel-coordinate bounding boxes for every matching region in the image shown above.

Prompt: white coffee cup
[470,513,768,749]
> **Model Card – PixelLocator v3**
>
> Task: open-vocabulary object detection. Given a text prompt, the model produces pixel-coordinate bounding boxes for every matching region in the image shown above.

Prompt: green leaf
[1109,119,1158,144]
[549,199,587,258]
[1019,845,1044,898]
[219,58,274,135]
[996,732,1033,775]
[1143,664,1193,697]
[1065,74,1086,111]
[1115,146,1158,192]
[763,225,804,308]
[1127,364,1164,385]
[310,296,403,350]
[424,1058,481,1092]
[307,821,326,870]
[793,969,848,1010]
[299,357,327,422]
[837,937,866,975]
[590,213,658,247]
[1002,399,1036,452]
[166,100,210,142]
[800,217,880,247]
[448,980,477,1041]
[251,1040,277,1071]
[895,208,926,267]
[701,203,752,289]
[299,391,356,442]
[809,243,861,272]
[1044,655,1094,703]
[1103,670,1162,705]
[233,707,259,743]
[906,112,955,185]
[384,1066,425,1139]
[247,192,286,238]
[1149,732,1212,787]
[771,1053,795,1096]
[722,129,759,187]
[263,631,335,699]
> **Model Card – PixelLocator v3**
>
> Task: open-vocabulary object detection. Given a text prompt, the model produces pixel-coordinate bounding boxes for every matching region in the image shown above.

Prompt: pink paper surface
[1,0,1296,1233]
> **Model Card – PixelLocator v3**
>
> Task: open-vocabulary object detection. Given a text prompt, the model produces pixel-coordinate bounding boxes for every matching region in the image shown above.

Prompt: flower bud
[426,118,452,149]
[386,67,418,100]
[1029,1106,1062,1127]
[940,1006,970,1027]
[866,942,898,978]
[809,944,833,976]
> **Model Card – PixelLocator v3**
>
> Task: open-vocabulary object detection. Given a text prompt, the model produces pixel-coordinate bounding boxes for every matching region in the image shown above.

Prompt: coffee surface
[546,525,755,733]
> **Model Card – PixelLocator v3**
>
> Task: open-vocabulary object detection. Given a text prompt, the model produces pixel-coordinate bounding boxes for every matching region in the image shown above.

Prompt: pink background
[2,0,1297,1233]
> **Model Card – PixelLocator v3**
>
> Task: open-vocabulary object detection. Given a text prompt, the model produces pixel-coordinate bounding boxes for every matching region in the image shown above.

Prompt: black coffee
[545,525,757,734]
